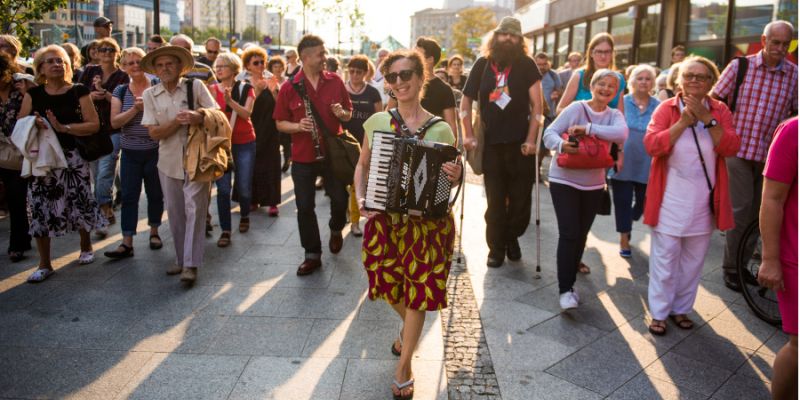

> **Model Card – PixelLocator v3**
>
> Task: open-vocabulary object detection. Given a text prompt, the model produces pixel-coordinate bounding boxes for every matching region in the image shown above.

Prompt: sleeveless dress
[26,84,107,237]
[250,87,281,207]
[361,112,457,311]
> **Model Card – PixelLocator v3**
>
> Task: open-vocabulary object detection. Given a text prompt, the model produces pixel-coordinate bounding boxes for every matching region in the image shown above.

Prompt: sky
[245,0,444,48]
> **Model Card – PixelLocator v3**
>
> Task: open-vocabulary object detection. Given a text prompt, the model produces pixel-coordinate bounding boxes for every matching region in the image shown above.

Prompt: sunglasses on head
[385,69,415,84]
[97,47,116,53]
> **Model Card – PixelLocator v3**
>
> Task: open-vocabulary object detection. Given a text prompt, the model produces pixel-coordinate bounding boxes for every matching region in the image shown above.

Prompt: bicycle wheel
[737,219,782,326]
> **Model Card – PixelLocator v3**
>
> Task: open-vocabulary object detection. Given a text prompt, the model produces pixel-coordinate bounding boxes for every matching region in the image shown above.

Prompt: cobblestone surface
[440,252,501,400]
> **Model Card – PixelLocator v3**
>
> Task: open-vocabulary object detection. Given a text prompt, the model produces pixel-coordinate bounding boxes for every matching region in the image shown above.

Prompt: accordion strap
[388,108,444,139]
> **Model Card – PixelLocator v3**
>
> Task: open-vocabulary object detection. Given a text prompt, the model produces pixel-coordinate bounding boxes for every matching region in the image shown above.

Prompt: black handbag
[73,85,112,161]
[597,185,612,216]
[292,80,361,185]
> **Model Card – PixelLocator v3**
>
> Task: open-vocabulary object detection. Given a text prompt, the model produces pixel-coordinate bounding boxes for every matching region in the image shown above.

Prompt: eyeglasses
[44,57,65,65]
[348,68,365,75]
[97,47,116,53]
[206,50,219,54]
[251,60,264,66]
[682,73,712,82]
[385,69,415,84]
[124,60,141,67]
[592,49,613,56]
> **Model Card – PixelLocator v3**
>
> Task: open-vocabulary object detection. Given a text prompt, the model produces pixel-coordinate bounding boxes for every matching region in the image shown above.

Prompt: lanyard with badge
[488,62,512,110]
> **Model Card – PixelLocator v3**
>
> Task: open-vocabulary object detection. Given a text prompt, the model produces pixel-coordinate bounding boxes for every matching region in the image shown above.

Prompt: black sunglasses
[385,69,415,84]
[97,47,116,53]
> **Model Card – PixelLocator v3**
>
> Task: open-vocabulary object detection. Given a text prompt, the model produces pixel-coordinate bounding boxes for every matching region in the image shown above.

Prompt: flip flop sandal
[104,244,134,259]
[392,378,414,400]
[648,320,667,336]
[27,268,54,283]
[149,234,163,250]
[670,315,694,330]
[78,251,95,265]
[578,262,591,274]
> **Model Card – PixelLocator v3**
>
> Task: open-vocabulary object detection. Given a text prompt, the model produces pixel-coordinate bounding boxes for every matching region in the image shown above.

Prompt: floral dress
[26,84,107,237]
[361,112,456,311]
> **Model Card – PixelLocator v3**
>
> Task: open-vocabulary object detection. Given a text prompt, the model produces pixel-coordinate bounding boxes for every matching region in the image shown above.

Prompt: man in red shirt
[274,35,352,276]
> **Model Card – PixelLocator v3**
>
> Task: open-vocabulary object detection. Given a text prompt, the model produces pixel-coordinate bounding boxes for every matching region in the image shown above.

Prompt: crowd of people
[0,14,797,400]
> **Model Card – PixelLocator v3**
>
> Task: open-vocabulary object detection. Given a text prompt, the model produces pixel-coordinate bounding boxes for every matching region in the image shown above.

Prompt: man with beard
[274,34,352,276]
[461,17,543,268]
[386,37,457,135]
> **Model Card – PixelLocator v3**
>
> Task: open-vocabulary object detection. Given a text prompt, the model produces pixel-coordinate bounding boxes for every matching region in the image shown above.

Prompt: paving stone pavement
[0,163,782,400]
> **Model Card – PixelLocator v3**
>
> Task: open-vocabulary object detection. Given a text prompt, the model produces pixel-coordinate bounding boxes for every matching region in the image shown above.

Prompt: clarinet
[302,95,325,161]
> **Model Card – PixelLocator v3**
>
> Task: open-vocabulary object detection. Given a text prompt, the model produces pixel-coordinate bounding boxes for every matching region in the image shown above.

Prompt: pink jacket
[643,96,740,231]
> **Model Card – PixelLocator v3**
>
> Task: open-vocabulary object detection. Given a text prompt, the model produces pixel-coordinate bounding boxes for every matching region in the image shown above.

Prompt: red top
[763,117,798,267]
[643,96,741,231]
[272,69,352,163]
[210,83,256,144]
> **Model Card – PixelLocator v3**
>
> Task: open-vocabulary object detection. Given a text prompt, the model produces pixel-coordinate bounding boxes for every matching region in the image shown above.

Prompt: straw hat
[140,45,194,76]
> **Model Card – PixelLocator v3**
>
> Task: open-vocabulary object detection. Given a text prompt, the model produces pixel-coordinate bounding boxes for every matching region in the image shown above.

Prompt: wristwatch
[703,118,718,129]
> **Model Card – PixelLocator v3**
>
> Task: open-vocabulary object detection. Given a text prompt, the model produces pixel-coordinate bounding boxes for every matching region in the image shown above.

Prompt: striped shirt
[113,84,159,150]
[712,52,798,162]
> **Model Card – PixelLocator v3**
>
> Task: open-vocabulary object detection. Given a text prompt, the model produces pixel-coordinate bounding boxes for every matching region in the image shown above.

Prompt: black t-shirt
[28,84,92,150]
[343,84,382,143]
[421,76,456,118]
[463,55,542,144]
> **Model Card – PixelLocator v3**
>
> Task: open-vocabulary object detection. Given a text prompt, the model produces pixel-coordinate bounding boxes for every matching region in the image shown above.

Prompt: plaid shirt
[712,52,798,162]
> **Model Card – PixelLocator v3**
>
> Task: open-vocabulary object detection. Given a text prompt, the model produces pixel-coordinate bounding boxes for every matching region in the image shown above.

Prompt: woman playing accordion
[353,50,462,400]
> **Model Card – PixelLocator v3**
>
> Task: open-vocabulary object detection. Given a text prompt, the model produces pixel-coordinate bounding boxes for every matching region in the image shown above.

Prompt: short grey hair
[627,64,657,91]
[764,20,794,37]
[169,34,194,50]
[590,68,620,89]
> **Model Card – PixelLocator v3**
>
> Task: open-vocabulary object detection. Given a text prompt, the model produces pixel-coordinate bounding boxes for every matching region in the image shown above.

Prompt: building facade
[516,0,797,70]
[183,0,246,39]
[243,5,299,46]
[411,5,512,54]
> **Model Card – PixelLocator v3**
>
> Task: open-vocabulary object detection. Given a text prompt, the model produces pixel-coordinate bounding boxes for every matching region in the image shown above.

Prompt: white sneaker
[78,251,95,265]
[559,289,579,310]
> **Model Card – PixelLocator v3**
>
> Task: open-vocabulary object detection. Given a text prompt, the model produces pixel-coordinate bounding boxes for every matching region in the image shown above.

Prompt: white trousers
[648,230,713,320]
[159,172,210,268]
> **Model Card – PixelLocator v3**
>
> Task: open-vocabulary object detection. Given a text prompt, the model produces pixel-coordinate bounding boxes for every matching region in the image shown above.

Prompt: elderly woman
[543,69,629,310]
[643,56,739,335]
[18,45,105,282]
[611,64,660,258]
[79,37,128,233]
[446,54,467,91]
[210,53,256,246]
[354,50,462,400]
[243,47,281,217]
[557,33,626,115]
[104,47,164,259]
[0,53,31,262]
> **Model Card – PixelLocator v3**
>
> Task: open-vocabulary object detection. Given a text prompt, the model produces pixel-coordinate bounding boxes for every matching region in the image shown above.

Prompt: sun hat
[140,45,194,76]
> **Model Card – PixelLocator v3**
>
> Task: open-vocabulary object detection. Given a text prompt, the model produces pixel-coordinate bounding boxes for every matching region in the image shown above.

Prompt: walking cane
[533,114,545,279]
[456,100,467,265]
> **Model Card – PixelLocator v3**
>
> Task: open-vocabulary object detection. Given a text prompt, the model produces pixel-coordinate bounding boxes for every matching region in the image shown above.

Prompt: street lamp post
[153,0,160,36]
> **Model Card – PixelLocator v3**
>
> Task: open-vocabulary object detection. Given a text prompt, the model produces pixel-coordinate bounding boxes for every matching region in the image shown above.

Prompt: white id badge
[494,92,511,110]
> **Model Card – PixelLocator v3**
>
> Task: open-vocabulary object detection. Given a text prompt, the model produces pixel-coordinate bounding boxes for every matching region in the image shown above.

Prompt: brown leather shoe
[166,264,182,275]
[296,259,322,276]
[180,267,197,283]
[329,232,343,254]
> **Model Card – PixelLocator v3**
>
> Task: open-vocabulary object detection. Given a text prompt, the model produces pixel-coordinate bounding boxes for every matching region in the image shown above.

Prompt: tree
[451,7,496,61]
[243,26,262,42]
[300,0,314,35]
[264,1,291,48]
[1,0,70,56]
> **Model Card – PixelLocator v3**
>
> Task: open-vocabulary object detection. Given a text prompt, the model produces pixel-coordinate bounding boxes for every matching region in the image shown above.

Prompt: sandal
[104,244,134,259]
[578,262,591,274]
[648,319,667,336]
[268,206,279,217]
[670,314,694,330]
[149,234,163,250]
[239,218,250,233]
[392,378,414,400]
[78,251,95,265]
[217,232,231,248]
[26,268,54,283]
[9,251,25,263]
[391,325,403,356]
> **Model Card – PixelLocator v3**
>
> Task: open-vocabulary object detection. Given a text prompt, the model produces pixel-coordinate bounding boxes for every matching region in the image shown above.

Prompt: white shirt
[655,99,716,236]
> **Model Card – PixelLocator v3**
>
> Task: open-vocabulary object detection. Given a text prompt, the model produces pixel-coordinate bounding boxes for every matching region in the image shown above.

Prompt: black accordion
[365,131,461,218]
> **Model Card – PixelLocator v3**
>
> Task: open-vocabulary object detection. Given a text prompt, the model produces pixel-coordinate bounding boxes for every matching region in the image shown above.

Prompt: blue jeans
[291,161,349,258]
[91,133,121,206]
[120,148,163,237]
[215,141,256,231]
[610,179,647,234]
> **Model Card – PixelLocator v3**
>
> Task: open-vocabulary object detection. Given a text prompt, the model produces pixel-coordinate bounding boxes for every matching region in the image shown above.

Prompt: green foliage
[451,6,496,61]
[159,26,173,38]
[1,0,70,56]
[243,26,262,42]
